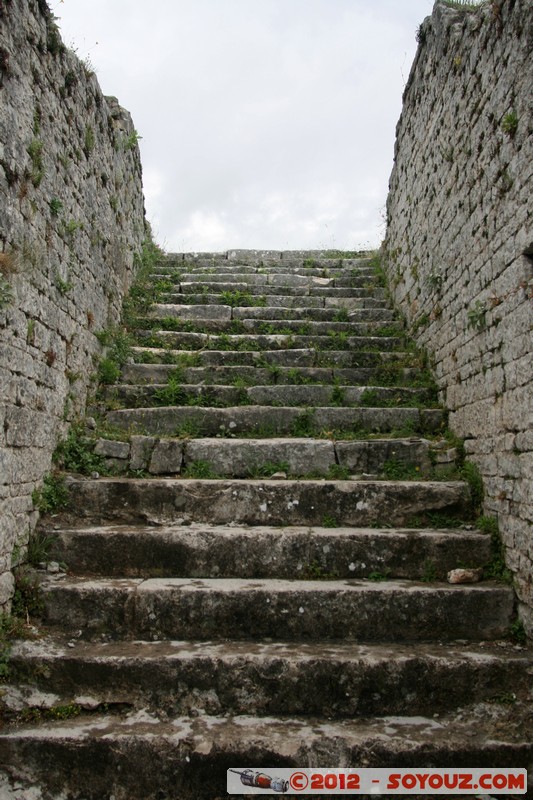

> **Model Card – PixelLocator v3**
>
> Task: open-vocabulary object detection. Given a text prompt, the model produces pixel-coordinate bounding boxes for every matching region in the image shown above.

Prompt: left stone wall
[0,0,145,608]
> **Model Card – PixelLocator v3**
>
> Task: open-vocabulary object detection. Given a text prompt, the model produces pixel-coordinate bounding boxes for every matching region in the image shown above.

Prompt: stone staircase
[1,250,531,799]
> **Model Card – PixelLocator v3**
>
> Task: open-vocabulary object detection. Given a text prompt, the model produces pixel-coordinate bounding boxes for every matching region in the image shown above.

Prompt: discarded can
[229,769,289,793]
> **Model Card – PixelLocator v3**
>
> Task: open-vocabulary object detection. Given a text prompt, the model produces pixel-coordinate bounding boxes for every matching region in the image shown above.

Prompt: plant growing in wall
[83,126,95,158]
[467,300,487,331]
[121,130,142,151]
[27,139,45,187]
[0,275,13,309]
[501,112,518,136]
[49,197,63,217]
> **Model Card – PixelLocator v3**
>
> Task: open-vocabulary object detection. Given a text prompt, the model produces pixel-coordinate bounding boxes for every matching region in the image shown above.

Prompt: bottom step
[0,707,531,800]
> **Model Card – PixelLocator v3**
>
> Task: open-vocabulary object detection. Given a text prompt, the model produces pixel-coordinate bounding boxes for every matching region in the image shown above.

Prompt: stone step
[172,248,374,264]
[231,305,393,321]
[120,363,422,387]
[139,315,393,337]
[178,279,378,294]
[1,707,531,800]
[167,264,379,285]
[58,477,469,527]
[158,290,387,307]
[93,436,440,478]
[130,347,416,368]
[107,383,437,411]
[147,303,393,323]
[157,259,376,278]
[153,270,377,286]
[155,266,378,282]
[105,404,445,438]
[133,330,404,352]
[39,576,513,642]
[48,523,489,579]
[6,639,528,719]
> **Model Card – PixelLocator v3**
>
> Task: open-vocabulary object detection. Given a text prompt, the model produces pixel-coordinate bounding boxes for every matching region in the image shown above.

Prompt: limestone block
[94,439,131,460]
[185,438,335,478]
[0,570,14,605]
[149,440,184,475]
[130,436,156,472]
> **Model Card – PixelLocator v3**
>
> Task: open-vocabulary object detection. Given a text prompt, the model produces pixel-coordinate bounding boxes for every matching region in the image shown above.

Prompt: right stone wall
[384,0,532,631]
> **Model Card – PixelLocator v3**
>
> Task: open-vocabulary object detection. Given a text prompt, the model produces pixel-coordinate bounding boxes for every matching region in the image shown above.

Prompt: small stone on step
[447,568,483,584]
[270,472,287,480]
[47,561,60,574]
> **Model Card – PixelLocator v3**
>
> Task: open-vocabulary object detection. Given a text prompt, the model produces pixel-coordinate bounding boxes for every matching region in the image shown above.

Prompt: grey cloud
[50,0,435,250]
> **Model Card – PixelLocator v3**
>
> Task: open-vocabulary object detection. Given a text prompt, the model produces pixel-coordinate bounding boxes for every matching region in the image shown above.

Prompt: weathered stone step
[155,258,376,277]
[107,383,437,410]
[92,435,441,478]
[147,303,393,323]
[172,249,374,265]
[121,363,421,387]
[155,265,377,280]
[48,523,489,579]
[133,330,404,352]
[177,278,378,294]
[2,708,531,800]
[160,254,373,268]
[40,576,513,643]
[139,315,392,337]
[131,347,416,368]
[7,639,527,720]
[231,305,393,321]
[105,404,445,438]
[59,477,468,527]
[158,290,387,307]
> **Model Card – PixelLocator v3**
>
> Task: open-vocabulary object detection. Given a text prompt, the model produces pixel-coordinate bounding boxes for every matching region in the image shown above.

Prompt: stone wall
[384,0,532,631]
[0,0,145,608]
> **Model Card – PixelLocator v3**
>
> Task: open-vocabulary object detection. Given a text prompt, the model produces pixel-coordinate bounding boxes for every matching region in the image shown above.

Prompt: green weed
[421,560,438,582]
[183,460,216,478]
[27,138,44,187]
[509,619,527,645]
[12,568,44,621]
[301,561,338,580]
[21,703,81,723]
[481,516,513,584]
[250,461,290,478]
[368,570,390,582]
[220,290,266,307]
[32,474,69,514]
[460,460,484,513]
[53,424,105,475]
[0,275,13,309]
[49,197,63,217]
[27,531,57,567]
[0,615,27,679]
[382,459,422,481]
[121,130,142,150]
[330,385,346,406]
[327,464,351,480]
[291,410,314,437]
[501,111,518,137]
[467,300,487,331]
[98,358,121,385]
[83,125,95,157]
[333,308,349,322]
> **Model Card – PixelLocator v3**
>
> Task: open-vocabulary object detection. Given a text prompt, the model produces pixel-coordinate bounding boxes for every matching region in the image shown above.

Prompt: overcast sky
[49,0,435,253]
